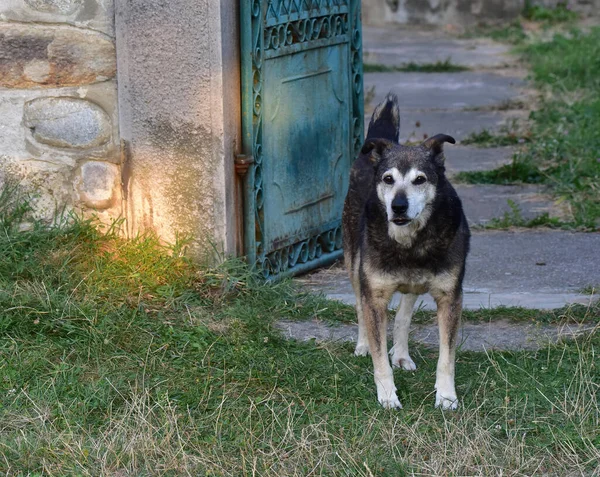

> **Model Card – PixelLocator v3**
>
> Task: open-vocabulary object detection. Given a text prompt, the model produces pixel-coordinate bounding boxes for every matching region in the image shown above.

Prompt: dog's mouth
[391,217,412,226]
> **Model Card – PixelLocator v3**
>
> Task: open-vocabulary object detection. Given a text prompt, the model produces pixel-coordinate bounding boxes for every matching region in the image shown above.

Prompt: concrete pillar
[115,0,241,258]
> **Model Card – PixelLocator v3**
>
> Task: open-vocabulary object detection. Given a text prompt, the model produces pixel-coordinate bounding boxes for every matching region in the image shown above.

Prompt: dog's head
[362,134,455,228]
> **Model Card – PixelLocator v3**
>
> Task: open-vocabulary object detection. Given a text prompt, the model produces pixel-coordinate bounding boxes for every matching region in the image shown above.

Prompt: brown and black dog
[342,93,470,409]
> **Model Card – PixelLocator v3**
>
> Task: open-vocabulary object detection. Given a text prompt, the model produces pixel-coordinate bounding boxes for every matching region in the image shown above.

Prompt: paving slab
[365,72,526,111]
[362,25,514,69]
[295,231,600,310]
[445,145,515,174]
[276,319,597,352]
[364,109,528,143]
[454,183,564,226]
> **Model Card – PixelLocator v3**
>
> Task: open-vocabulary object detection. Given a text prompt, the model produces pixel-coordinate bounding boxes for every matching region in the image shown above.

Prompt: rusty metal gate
[239,0,364,278]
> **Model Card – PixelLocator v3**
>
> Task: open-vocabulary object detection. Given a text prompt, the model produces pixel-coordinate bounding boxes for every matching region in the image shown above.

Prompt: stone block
[75,160,119,209]
[0,23,116,88]
[0,0,114,37]
[24,0,83,15]
[23,97,111,149]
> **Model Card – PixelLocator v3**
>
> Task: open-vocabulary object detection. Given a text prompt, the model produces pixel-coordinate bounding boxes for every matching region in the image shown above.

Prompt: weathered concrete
[115,0,240,257]
[361,0,524,28]
[365,109,528,143]
[362,25,515,68]
[455,183,568,226]
[365,72,526,111]
[295,231,600,310]
[445,145,515,175]
[0,23,116,88]
[275,319,597,352]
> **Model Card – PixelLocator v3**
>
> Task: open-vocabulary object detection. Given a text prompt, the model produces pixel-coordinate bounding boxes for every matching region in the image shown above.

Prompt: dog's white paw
[391,354,417,371]
[376,381,402,409]
[379,394,403,409]
[354,343,370,357]
[435,391,459,410]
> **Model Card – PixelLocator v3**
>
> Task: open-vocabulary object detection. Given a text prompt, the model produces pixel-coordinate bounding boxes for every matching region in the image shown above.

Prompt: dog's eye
[413,176,427,185]
[383,175,394,185]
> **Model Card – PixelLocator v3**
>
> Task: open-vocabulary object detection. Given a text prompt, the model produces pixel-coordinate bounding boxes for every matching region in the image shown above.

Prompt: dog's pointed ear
[421,134,455,165]
[360,138,392,167]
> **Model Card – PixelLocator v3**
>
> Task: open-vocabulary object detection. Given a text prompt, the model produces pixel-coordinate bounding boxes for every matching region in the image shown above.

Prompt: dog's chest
[368,267,430,294]
[368,265,455,296]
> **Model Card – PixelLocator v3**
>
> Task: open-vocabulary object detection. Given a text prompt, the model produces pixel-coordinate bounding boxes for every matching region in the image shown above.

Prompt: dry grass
[2,326,599,475]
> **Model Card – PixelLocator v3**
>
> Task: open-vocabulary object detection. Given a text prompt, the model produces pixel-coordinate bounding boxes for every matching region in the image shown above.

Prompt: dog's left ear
[421,134,455,166]
[361,138,392,167]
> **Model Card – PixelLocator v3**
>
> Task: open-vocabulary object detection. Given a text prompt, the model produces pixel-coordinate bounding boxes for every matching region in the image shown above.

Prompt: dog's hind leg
[390,293,418,371]
[433,291,462,410]
[354,299,370,357]
[349,255,370,357]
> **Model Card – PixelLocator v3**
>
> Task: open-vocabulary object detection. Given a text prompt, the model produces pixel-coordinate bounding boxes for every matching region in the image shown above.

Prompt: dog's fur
[342,94,470,409]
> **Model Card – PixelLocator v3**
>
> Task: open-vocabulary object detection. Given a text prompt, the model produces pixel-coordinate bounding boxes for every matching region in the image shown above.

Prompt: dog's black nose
[391,196,409,215]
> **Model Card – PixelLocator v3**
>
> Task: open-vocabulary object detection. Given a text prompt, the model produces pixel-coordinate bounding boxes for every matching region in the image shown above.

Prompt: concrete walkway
[284,26,599,351]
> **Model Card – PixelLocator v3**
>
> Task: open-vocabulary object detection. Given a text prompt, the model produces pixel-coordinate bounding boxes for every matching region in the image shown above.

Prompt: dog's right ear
[360,138,392,167]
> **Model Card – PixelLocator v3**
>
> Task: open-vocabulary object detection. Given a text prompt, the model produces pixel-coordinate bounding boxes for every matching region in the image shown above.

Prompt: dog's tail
[366,93,400,143]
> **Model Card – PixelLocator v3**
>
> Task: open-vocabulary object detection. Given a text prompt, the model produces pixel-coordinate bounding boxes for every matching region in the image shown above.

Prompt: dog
[342,93,470,410]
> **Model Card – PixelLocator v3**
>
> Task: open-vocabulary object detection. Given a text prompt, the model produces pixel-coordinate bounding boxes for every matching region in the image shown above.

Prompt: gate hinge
[234,154,254,177]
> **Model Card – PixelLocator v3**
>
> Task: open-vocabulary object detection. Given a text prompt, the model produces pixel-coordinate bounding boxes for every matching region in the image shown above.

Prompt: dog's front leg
[391,293,418,371]
[433,291,462,410]
[360,283,400,409]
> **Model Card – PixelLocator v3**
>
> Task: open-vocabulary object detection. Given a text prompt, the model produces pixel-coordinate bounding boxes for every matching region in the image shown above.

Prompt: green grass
[522,1,578,24]
[1,191,599,475]
[485,200,565,229]
[459,28,600,229]
[460,127,530,147]
[455,160,543,185]
[521,28,600,91]
[364,59,469,73]
[413,302,599,326]
[462,2,578,45]
[462,21,528,45]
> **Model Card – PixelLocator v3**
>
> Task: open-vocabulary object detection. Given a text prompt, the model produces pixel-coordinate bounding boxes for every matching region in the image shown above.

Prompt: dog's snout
[391,196,409,215]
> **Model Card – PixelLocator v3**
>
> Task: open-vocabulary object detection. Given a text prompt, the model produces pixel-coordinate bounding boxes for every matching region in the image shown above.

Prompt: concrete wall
[115,0,241,258]
[362,0,525,26]
[0,0,120,223]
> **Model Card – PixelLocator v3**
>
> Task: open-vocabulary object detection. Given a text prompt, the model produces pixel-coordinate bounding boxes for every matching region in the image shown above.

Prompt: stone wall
[1,0,241,258]
[0,0,120,222]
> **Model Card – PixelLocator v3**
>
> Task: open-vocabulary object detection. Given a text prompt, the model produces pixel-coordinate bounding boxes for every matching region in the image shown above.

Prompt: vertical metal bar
[351,0,365,154]
[240,0,257,267]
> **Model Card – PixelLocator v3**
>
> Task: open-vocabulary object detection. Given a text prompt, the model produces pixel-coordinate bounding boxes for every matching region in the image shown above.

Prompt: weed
[476,199,564,229]
[578,285,598,296]
[462,21,528,45]
[455,159,543,185]
[522,1,578,24]
[364,59,469,73]
[461,119,531,148]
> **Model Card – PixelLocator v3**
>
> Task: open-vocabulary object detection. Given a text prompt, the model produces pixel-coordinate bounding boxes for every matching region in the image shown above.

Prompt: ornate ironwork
[241,0,363,279]
[264,13,349,54]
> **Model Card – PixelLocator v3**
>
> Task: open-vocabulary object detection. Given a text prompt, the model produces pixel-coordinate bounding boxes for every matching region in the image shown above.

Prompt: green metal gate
[240,0,364,278]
